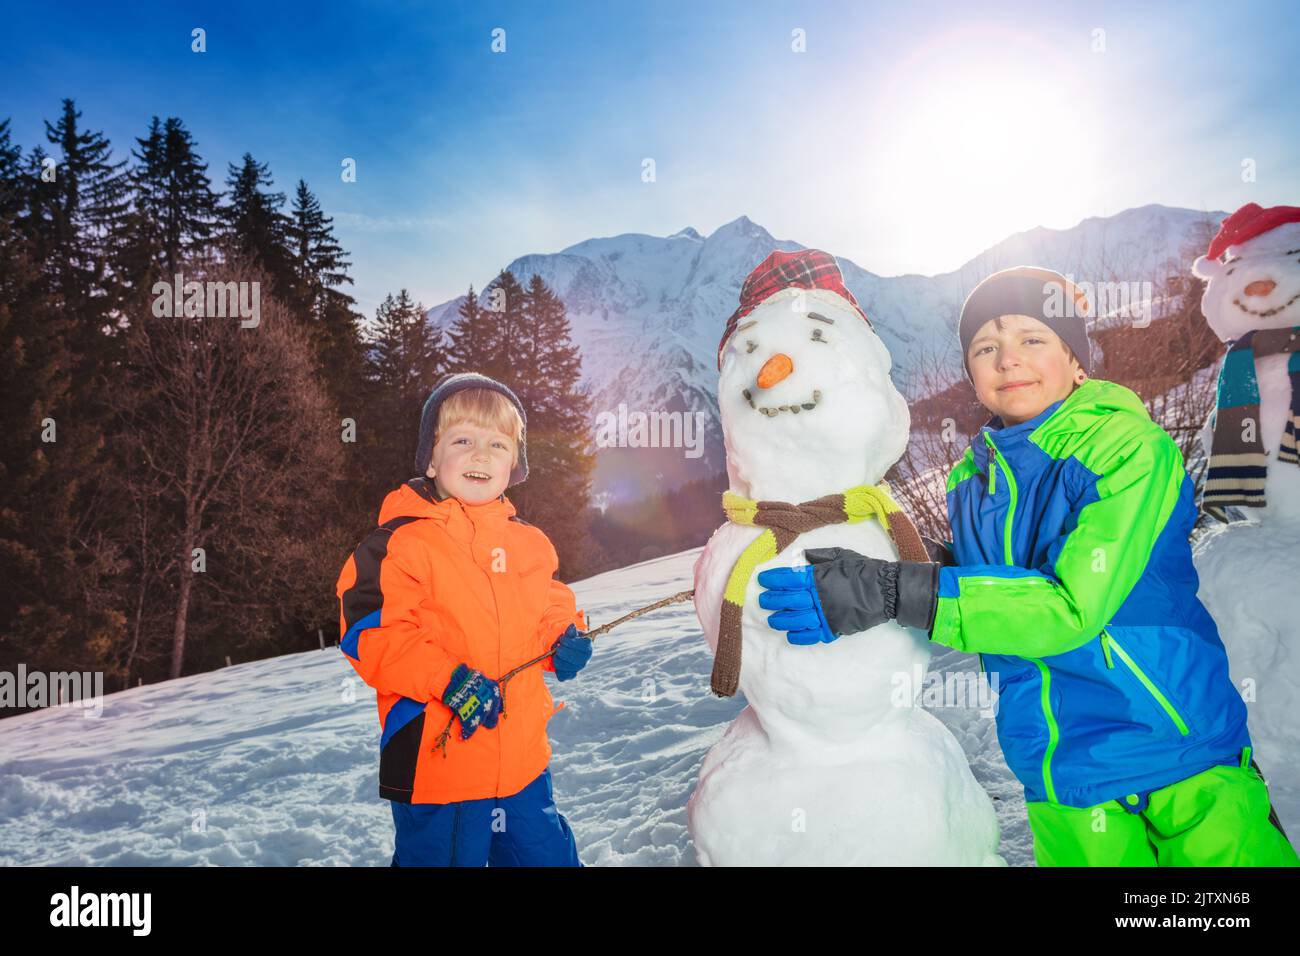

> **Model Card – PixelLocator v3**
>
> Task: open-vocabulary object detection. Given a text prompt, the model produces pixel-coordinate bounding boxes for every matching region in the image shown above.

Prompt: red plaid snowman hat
[716,249,873,370]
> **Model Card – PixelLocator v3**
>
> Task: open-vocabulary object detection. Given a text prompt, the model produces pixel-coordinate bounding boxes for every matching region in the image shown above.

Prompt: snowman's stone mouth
[1233,289,1300,319]
[743,388,822,417]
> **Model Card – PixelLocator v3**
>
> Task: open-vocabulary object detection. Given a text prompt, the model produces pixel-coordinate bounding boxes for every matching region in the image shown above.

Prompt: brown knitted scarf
[712,482,928,697]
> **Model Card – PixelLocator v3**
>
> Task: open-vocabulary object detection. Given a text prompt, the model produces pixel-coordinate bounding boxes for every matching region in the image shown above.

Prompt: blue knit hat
[414,372,529,486]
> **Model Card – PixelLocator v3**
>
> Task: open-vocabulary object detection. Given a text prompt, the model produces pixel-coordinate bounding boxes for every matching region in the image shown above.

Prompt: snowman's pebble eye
[811,328,827,342]
[746,340,757,353]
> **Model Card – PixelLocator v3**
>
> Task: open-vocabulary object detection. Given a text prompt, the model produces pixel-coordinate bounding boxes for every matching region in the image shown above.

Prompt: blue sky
[2,0,1297,317]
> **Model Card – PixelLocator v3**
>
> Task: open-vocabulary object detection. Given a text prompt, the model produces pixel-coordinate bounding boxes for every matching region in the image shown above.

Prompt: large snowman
[687,249,1004,866]
[1190,204,1300,766]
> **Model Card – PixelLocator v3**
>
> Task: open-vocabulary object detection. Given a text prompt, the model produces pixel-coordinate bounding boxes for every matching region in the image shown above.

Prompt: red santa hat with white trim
[1192,203,1300,279]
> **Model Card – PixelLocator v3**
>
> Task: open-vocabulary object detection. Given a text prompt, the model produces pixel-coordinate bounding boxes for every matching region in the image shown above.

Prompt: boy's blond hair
[434,388,524,465]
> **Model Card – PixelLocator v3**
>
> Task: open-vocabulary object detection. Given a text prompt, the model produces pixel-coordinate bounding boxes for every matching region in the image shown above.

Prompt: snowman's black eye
[810,328,827,343]
[1227,268,1234,275]
[746,340,757,353]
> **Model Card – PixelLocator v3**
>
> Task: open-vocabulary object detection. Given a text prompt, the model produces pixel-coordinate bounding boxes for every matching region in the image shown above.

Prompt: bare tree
[888,333,984,544]
[114,253,344,678]
[1089,221,1223,502]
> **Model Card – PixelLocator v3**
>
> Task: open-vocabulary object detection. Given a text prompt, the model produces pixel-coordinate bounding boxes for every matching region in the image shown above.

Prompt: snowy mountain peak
[707,215,771,242]
[670,227,703,241]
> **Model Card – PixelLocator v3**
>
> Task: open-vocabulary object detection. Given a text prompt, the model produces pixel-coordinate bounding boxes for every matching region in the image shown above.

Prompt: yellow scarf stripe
[720,490,759,525]
[724,527,776,605]
[843,484,899,530]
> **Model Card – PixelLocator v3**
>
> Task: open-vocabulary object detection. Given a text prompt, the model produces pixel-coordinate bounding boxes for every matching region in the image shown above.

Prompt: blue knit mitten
[549,624,593,681]
[441,665,501,740]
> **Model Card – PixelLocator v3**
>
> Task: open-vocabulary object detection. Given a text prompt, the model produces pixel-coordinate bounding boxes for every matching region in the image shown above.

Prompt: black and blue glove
[549,623,593,681]
[441,664,502,739]
[757,547,939,644]
[755,562,837,644]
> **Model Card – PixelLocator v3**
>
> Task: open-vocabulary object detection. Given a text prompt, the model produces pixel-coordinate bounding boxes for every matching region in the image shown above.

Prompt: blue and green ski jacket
[931,378,1250,811]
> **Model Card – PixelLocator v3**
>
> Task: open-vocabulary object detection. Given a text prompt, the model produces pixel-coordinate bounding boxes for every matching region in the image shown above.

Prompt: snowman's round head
[718,286,909,499]
[1192,214,1300,344]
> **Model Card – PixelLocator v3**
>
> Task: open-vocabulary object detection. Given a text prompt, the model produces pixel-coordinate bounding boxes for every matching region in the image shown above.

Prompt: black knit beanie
[958,266,1092,383]
[414,372,529,487]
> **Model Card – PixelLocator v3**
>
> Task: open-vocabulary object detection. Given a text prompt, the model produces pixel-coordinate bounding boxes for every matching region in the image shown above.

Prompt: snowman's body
[1190,212,1300,762]
[1248,351,1300,518]
[687,283,1003,866]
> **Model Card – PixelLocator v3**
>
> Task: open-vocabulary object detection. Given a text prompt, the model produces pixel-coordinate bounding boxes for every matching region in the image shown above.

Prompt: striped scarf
[711,482,928,697]
[1203,325,1300,517]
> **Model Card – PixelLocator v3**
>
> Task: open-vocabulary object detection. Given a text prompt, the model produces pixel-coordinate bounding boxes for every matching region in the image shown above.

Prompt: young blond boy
[337,372,592,866]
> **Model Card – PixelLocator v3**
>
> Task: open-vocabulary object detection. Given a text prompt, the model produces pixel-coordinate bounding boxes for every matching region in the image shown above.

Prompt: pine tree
[0,119,22,221]
[0,136,124,686]
[126,116,218,286]
[516,273,586,421]
[28,102,131,644]
[445,270,525,380]
[284,179,368,415]
[367,290,448,483]
[33,99,130,355]
[440,285,488,373]
[287,179,352,314]
[500,272,596,578]
[219,152,292,294]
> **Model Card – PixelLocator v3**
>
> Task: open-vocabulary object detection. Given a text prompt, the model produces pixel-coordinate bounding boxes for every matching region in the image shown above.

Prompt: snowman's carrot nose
[1244,279,1276,297]
[757,353,793,389]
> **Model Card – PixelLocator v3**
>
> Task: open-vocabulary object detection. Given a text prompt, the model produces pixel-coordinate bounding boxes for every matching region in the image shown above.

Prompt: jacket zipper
[984,433,1015,565]
[986,432,1058,799]
[450,802,463,865]
[1101,629,1190,736]
[1027,657,1059,803]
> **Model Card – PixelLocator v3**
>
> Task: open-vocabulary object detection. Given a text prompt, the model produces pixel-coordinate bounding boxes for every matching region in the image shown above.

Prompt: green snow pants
[1025,752,1300,867]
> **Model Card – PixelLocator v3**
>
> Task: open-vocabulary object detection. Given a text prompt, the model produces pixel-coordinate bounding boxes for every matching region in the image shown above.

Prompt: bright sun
[863,44,1105,275]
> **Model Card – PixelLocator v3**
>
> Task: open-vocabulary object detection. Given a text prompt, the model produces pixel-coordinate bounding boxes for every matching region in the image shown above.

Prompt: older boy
[337,372,593,866]
[758,266,1298,866]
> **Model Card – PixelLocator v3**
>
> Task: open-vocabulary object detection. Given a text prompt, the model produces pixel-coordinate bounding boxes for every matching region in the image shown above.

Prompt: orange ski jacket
[337,477,586,803]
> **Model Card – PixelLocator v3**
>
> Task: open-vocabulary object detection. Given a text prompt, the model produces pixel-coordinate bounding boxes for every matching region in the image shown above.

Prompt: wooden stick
[430,588,697,757]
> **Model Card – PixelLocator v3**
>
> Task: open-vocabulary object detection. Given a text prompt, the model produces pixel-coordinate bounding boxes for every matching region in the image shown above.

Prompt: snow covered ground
[0,547,1033,866]
[1,539,1292,866]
